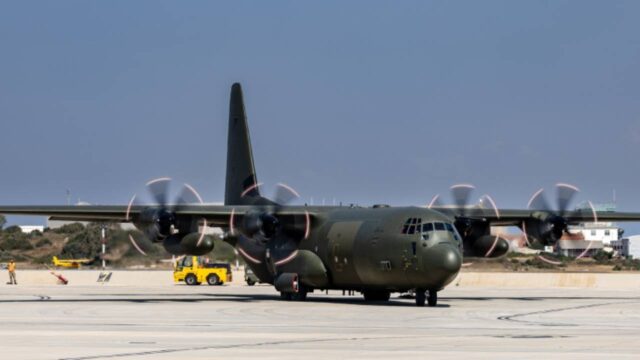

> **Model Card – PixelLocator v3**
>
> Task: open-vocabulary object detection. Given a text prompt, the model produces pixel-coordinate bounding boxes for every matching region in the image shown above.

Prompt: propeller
[232,183,308,241]
[523,183,599,264]
[429,184,507,258]
[231,183,310,273]
[126,178,210,256]
[524,183,581,246]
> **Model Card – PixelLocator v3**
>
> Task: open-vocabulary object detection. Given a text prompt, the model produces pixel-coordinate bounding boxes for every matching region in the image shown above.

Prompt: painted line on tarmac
[58,335,422,360]
[497,300,639,327]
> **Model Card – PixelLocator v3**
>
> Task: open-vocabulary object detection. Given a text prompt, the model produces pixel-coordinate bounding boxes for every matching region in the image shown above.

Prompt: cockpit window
[422,223,434,232]
[445,223,455,233]
[434,222,445,231]
[402,217,423,235]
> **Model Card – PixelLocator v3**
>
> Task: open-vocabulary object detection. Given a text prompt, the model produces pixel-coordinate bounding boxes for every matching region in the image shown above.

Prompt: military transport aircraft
[2,83,640,307]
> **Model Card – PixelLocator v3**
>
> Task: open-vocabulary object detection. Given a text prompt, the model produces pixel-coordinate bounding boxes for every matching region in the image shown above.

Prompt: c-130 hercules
[3,83,640,306]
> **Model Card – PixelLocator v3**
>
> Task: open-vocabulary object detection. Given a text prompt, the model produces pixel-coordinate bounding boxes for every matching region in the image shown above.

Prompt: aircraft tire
[415,289,426,307]
[363,290,390,302]
[246,279,255,286]
[292,287,308,301]
[427,290,437,307]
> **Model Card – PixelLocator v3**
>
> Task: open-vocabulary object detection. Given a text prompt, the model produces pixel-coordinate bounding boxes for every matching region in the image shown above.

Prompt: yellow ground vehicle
[173,256,232,286]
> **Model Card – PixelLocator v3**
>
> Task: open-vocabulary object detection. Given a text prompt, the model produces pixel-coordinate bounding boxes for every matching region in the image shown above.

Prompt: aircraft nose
[433,244,462,272]
[422,244,462,288]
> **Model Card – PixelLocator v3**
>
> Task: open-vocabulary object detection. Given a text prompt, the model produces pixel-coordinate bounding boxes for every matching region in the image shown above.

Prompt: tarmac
[1,271,640,359]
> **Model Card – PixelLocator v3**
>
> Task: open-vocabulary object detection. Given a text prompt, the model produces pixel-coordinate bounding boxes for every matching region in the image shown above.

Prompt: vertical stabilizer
[225,83,260,205]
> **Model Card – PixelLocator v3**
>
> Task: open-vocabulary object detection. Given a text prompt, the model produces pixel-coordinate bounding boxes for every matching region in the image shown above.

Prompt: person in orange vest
[7,259,17,285]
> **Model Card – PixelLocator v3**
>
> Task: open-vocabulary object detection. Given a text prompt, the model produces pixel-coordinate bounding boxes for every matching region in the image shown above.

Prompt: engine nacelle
[468,235,510,258]
[134,208,175,242]
[162,233,214,256]
[523,214,567,247]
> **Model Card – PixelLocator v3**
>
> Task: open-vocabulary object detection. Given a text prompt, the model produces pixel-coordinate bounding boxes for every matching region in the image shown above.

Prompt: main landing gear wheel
[428,289,438,307]
[363,290,391,302]
[415,289,426,307]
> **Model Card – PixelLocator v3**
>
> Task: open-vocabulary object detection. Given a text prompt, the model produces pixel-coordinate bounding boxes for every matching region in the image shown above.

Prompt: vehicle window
[183,257,193,267]
[435,222,445,231]
[422,223,434,232]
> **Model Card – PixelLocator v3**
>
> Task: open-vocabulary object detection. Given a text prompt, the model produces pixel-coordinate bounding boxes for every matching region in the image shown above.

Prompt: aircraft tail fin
[225,83,261,205]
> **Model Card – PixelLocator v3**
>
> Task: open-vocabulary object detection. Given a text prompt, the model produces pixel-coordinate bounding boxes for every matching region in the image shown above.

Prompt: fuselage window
[434,222,445,231]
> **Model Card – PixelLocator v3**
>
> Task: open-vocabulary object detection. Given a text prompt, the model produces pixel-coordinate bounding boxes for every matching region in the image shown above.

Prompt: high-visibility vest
[8,262,15,272]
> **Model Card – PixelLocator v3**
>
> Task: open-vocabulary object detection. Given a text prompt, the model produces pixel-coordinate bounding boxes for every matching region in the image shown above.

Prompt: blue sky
[1,1,639,233]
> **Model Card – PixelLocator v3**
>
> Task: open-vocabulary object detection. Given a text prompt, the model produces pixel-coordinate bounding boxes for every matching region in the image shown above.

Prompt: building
[18,225,45,234]
[625,235,640,259]
[569,223,622,245]
[557,239,604,258]
[610,238,630,258]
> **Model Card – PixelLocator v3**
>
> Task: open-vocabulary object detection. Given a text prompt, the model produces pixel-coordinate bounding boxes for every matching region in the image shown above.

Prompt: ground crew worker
[7,259,17,285]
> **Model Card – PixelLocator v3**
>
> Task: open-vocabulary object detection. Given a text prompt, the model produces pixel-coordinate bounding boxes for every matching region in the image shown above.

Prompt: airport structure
[562,202,630,257]
[17,225,45,234]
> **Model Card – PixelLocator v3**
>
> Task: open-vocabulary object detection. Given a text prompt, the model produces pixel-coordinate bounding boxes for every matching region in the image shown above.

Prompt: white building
[18,225,45,234]
[627,235,640,259]
[569,223,621,245]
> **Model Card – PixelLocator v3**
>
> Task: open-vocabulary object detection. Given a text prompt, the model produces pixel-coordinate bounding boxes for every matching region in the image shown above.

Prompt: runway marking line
[58,335,424,360]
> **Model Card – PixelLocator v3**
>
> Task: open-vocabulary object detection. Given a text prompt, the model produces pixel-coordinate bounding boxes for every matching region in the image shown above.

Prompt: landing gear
[363,290,391,302]
[280,285,308,301]
[415,289,437,307]
[427,289,438,307]
[415,289,426,307]
[291,288,308,301]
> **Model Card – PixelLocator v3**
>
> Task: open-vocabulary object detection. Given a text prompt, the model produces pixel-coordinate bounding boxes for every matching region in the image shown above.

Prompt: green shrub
[35,238,52,247]
[60,228,100,259]
[0,236,34,251]
[3,225,22,234]
[53,223,85,235]
[592,250,612,264]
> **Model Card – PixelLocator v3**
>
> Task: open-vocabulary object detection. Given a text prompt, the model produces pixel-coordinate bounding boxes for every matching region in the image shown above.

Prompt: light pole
[100,225,107,270]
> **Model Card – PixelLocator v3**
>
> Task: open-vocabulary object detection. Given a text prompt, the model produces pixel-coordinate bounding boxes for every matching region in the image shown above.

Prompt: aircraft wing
[447,208,640,226]
[0,205,313,227]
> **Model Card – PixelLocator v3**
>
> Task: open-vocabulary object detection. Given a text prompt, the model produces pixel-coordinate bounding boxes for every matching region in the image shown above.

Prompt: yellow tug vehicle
[173,256,232,286]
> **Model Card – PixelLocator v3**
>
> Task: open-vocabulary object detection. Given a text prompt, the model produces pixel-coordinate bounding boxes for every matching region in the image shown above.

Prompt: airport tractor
[173,256,232,286]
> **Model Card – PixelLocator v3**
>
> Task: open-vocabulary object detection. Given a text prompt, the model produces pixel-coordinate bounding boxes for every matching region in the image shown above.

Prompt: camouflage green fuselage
[238,206,463,293]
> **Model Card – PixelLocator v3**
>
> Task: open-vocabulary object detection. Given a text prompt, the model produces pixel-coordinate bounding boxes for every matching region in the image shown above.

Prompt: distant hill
[0,222,238,269]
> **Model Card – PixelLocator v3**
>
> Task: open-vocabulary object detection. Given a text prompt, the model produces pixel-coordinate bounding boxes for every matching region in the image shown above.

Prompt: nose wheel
[415,289,438,307]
